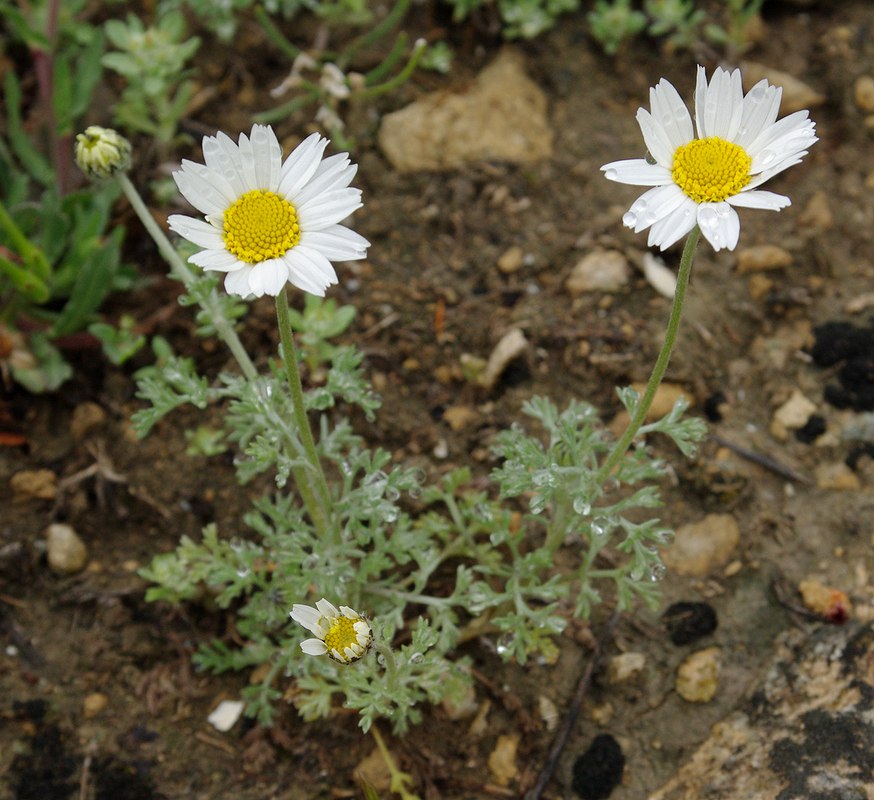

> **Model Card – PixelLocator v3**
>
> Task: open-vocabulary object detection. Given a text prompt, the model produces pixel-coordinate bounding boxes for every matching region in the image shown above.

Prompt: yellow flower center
[671,137,752,204]
[223,190,300,264]
[324,616,363,662]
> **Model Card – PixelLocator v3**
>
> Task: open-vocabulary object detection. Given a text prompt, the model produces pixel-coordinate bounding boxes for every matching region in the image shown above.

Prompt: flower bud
[74,126,132,180]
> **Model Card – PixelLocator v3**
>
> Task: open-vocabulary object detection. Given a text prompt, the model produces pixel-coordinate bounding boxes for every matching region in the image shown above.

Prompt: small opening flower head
[290,598,372,663]
[167,125,369,298]
[601,66,817,251]
[74,126,132,180]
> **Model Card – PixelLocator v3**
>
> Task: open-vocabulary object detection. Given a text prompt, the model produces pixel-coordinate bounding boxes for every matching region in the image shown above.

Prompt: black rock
[663,601,718,646]
[571,734,625,800]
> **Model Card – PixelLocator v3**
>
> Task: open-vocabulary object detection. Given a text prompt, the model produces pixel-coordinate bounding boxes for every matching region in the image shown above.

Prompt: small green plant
[644,0,706,51]
[444,0,580,39]
[587,0,648,54]
[102,11,201,146]
[0,4,136,390]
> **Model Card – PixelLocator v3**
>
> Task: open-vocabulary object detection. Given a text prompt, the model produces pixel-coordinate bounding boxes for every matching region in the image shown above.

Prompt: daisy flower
[168,125,369,298]
[290,598,372,663]
[601,65,817,251]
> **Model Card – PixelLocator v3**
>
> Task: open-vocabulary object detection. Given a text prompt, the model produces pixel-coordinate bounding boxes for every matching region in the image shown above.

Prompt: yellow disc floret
[223,190,300,264]
[671,137,752,204]
[324,616,368,663]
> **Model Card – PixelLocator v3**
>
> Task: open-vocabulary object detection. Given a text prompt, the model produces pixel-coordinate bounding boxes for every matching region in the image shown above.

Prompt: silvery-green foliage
[140,283,706,732]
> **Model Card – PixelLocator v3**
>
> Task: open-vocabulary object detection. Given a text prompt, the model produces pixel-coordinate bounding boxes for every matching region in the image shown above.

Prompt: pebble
[740,62,825,113]
[45,523,88,575]
[797,190,833,235]
[442,405,479,432]
[354,747,392,793]
[814,461,861,491]
[207,699,245,732]
[538,695,559,731]
[82,692,109,719]
[10,469,57,501]
[736,244,792,273]
[676,647,721,703]
[663,602,718,646]
[565,250,630,295]
[379,50,552,171]
[70,401,107,441]
[770,389,817,441]
[641,253,676,298]
[497,245,525,275]
[606,652,646,684]
[572,734,625,800]
[487,733,520,786]
[798,578,852,623]
[747,273,774,301]
[854,75,874,113]
[662,513,740,577]
[478,328,529,390]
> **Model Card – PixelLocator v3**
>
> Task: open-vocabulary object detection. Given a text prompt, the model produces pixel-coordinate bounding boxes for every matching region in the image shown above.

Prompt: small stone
[676,647,721,703]
[770,389,817,441]
[497,245,524,274]
[736,244,793,273]
[478,328,528,390]
[798,579,852,623]
[663,602,718,646]
[606,652,646,684]
[741,62,825,114]
[797,190,833,235]
[566,250,630,295]
[207,699,245,732]
[379,50,552,171]
[70,402,107,441]
[815,461,861,491]
[82,692,108,719]
[442,684,478,721]
[641,253,676,298]
[854,75,874,113]
[488,733,520,787]
[354,748,393,793]
[589,701,614,726]
[748,274,774,301]
[10,469,57,501]
[45,523,88,575]
[572,734,625,800]
[845,292,874,314]
[538,695,559,731]
[662,513,740,577]
[442,405,479,432]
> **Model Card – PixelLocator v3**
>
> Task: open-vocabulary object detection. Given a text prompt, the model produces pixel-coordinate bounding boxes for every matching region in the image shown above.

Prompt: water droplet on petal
[759,149,776,166]
[604,168,618,180]
[623,211,638,227]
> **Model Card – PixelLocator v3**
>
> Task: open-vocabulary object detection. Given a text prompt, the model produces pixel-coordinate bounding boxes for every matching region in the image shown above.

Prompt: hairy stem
[595,226,700,484]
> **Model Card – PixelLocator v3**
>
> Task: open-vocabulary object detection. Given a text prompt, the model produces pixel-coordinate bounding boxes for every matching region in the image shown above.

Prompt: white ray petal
[249,258,290,296]
[647,199,698,250]
[224,267,253,297]
[727,190,790,211]
[167,215,225,249]
[649,78,694,151]
[299,226,370,261]
[601,159,672,186]
[278,133,329,198]
[297,189,363,230]
[635,108,674,167]
[622,183,688,233]
[300,639,328,656]
[697,202,740,251]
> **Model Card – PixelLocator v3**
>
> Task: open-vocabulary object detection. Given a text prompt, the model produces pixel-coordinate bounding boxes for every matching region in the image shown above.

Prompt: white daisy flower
[601,65,818,252]
[167,125,369,298]
[290,598,372,663]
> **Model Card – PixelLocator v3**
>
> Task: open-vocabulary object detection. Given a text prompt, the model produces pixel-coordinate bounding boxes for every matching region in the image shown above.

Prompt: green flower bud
[74,126,132,180]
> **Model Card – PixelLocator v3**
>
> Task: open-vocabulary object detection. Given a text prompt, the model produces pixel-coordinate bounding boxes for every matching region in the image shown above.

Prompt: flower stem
[595,227,700,485]
[117,174,258,382]
[275,289,334,537]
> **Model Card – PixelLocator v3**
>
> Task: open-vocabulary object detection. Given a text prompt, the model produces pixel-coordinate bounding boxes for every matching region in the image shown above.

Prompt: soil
[2,2,874,799]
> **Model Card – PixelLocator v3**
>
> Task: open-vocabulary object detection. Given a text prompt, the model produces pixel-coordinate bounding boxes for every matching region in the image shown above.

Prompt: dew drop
[759,148,776,166]
[496,634,515,657]
[409,652,424,664]
[623,211,638,227]
[649,563,666,582]
[604,168,618,180]
[573,497,591,515]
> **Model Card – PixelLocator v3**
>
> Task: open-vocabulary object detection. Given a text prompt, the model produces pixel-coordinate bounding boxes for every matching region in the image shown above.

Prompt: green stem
[117,174,258,382]
[275,289,334,537]
[595,227,700,484]
[354,38,426,100]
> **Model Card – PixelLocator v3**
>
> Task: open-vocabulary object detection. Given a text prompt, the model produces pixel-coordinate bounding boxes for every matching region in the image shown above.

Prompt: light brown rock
[854,75,874,113]
[815,461,861,491]
[798,578,852,621]
[676,647,721,703]
[497,245,524,274]
[10,469,57,501]
[443,405,479,432]
[797,190,833,235]
[83,692,109,719]
[478,328,528,390]
[71,401,107,441]
[770,389,816,440]
[488,733,520,786]
[736,244,792,273]
[607,652,646,684]
[662,514,740,577]
[740,62,825,113]
[566,250,630,295]
[45,523,88,575]
[379,50,552,172]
